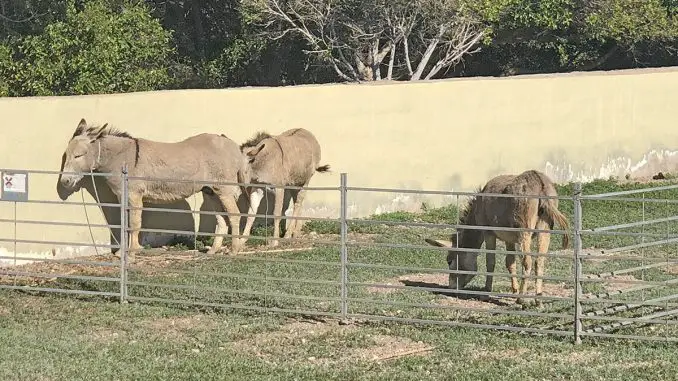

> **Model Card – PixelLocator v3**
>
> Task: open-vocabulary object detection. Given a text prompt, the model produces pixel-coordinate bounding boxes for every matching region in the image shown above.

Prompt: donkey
[57,118,252,255]
[425,170,570,307]
[239,128,331,247]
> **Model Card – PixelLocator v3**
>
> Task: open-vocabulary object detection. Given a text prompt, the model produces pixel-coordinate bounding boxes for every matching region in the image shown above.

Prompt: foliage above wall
[0,0,677,96]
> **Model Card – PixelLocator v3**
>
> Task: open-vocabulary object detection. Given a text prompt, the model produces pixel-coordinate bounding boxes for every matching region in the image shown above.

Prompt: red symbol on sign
[4,177,12,188]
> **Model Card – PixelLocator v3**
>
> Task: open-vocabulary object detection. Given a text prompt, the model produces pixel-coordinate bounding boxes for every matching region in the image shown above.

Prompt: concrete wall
[1,66,678,262]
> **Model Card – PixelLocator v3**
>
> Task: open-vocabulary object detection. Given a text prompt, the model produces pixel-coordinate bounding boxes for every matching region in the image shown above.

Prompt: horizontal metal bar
[347,262,573,283]
[347,313,573,337]
[0,168,116,177]
[580,277,678,288]
[0,218,121,230]
[0,270,120,283]
[581,230,676,238]
[591,216,678,233]
[129,205,339,222]
[347,186,568,200]
[582,196,678,205]
[347,297,573,319]
[125,175,339,191]
[581,294,678,318]
[225,256,341,267]
[0,256,119,267]
[348,218,569,236]
[581,253,676,262]
[584,307,678,334]
[0,284,119,297]
[599,237,678,255]
[582,313,678,326]
[126,295,342,318]
[585,278,678,301]
[2,199,121,208]
[583,183,678,198]
[128,281,342,303]
[348,280,572,303]
[0,238,120,249]
[348,241,576,260]
[127,266,341,287]
[586,261,678,279]
[133,227,339,246]
[580,331,678,342]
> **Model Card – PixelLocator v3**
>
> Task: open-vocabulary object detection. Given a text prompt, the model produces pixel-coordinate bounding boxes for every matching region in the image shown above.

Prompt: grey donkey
[57,118,252,255]
[239,128,330,247]
[425,170,570,307]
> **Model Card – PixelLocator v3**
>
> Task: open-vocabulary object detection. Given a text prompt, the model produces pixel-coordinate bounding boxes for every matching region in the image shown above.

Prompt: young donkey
[240,128,331,247]
[425,170,570,306]
[57,118,252,255]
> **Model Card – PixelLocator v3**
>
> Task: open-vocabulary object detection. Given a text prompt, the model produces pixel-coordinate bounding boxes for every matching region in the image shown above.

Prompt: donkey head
[58,118,108,193]
[425,232,480,290]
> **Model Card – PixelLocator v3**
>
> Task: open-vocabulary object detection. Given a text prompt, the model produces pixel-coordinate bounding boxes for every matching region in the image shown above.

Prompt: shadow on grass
[400,279,512,307]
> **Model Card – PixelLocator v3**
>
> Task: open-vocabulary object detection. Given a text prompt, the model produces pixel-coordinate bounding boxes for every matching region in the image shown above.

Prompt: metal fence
[1,168,678,344]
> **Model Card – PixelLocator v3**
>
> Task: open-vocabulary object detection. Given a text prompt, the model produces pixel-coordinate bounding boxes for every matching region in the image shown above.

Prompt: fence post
[340,173,348,322]
[573,182,583,344]
[119,165,129,304]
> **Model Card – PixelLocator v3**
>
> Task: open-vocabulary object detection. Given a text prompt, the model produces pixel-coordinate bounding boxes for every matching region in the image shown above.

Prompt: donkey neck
[94,136,138,174]
[457,200,484,249]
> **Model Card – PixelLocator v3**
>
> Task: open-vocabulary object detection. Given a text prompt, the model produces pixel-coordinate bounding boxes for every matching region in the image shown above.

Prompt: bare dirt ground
[366,271,642,310]
[229,319,434,366]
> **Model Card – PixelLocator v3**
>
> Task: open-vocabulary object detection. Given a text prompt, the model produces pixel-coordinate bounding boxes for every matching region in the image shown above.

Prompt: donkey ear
[425,238,454,248]
[88,123,108,141]
[247,143,266,157]
[72,118,89,138]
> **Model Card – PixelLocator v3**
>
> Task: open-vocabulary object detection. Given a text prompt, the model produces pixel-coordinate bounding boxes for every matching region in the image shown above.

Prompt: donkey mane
[73,124,140,167]
[240,131,273,149]
[458,186,483,224]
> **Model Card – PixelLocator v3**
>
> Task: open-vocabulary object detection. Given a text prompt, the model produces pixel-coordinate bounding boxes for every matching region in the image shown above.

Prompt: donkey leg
[484,235,497,293]
[283,189,299,239]
[241,187,264,247]
[270,187,285,247]
[127,194,143,254]
[220,194,244,254]
[505,243,519,295]
[517,232,534,306]
[207,214,228,255]
[285,186,309,239]
[534,220,552,309]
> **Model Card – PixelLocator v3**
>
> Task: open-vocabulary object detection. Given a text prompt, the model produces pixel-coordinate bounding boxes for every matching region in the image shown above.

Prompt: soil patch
[601,275,640,292]
[367,272,574,309]
[143,314,218,340]
[230,319,433,366]
[80,328,124,344]
[347,334,434,363]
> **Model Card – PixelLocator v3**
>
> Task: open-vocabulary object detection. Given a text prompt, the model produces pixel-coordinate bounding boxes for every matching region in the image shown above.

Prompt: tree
[245,0,488,82]
[460,0,678,77]
[3,0,174,96]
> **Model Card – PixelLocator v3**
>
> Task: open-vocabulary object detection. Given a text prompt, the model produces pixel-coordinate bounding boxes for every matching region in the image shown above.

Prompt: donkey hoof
[206,246,221,255]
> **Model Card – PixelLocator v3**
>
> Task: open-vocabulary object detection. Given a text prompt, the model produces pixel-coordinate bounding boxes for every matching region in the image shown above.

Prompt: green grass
[2,177,678,379]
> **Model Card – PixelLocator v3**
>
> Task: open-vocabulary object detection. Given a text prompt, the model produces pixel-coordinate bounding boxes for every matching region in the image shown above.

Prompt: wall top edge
[2,65,677,101]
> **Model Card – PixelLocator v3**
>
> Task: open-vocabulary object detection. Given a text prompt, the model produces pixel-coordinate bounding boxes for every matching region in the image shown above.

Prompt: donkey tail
[541,199,570,249]
[316,164,331,173]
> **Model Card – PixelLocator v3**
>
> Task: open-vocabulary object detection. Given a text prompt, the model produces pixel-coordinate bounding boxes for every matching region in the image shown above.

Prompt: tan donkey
[240,128,330,247]
[57,118,252,255]
[425,170,570,307]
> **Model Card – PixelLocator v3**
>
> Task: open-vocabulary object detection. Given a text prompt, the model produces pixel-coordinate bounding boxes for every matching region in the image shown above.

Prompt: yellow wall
[1,67,678,261]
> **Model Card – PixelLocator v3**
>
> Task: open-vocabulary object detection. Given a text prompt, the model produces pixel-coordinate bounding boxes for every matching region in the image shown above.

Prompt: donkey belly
[144,182,201,204]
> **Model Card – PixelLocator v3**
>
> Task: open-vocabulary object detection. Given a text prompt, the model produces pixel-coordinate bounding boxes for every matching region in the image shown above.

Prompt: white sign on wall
[3,173,26,193]
[1,171,29,202]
